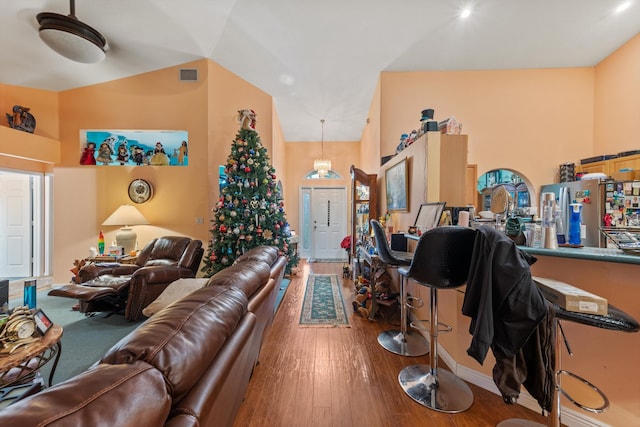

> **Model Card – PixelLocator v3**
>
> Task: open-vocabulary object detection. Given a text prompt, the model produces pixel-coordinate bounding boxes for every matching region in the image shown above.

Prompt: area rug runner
[299,274,350,327]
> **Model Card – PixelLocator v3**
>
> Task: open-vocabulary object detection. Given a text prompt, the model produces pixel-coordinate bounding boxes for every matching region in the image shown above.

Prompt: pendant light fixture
[37,0,108,64]
[313,119,332,178]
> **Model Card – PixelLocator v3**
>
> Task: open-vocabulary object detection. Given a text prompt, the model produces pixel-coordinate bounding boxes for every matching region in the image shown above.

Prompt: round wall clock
[128,179,153,204]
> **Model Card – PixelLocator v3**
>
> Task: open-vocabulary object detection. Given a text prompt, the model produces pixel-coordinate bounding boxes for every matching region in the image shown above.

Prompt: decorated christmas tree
[202,109,299,277]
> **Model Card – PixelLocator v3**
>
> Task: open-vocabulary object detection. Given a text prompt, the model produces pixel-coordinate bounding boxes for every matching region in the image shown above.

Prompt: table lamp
[102,204,149,253]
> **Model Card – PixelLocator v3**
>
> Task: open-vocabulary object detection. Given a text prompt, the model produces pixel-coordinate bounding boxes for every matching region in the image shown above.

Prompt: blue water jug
[568,203,582,245]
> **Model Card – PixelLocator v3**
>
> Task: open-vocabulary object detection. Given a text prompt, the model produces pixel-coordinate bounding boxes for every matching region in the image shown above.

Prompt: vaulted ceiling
[2,1,639,142]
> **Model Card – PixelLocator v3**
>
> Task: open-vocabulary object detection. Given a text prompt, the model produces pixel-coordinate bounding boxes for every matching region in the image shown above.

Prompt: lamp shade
[102,205,149,226]
[102,205,149,254]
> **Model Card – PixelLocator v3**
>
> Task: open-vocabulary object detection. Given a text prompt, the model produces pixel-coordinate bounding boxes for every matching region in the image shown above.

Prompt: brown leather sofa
[0,246,285,427]
[49,236,204,320]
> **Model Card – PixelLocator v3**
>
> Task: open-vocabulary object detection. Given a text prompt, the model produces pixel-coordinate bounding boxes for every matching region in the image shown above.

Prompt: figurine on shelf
[96,141,114,165]
[6,105,36,133]
[79,142,97,165]
[115,144,129,165]
[396,133,409,153]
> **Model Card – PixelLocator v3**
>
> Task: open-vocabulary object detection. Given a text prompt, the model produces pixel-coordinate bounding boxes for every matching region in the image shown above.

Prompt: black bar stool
[371,219,428,356]
[397,226,476,413]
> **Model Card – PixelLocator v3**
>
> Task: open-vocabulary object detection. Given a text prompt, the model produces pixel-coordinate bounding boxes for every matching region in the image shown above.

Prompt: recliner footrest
[48,275,131,303]
[49,285,118,302]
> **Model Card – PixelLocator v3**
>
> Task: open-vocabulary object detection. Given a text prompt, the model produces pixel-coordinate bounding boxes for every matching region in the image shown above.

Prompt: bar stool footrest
[410,319,453,334]
[559,369,609,413]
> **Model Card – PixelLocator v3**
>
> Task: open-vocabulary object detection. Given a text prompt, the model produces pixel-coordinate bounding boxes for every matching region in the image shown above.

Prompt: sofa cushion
[206,260,271,300]
[233,245,279,266]
[141,277,209,317]
[100,285,248,402]
[0,361,171,427]
[139,236,192,267]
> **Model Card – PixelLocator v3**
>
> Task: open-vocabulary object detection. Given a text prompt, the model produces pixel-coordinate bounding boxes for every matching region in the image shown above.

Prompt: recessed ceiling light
[460,8,472,19]
[615,1,632,14]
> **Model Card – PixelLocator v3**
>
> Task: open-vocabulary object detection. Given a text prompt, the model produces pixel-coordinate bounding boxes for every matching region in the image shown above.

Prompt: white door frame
[0,169,53,280]
[299,186,347,261]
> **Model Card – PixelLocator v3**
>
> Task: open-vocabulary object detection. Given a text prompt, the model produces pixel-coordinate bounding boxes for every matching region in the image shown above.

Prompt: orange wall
[379,68,595,192]
[0,84,60,172]
[284,140,360,234]
[52,59,274,283]
[594,33,640,155]
[360,78,382,173]
[0,84,60,140]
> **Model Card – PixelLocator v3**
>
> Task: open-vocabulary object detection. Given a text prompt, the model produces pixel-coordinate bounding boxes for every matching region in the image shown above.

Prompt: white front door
[306,187,347,261]
[0,172,32,278]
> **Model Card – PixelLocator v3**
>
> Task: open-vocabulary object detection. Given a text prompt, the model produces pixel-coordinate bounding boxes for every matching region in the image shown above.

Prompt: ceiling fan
[37,0,108,63]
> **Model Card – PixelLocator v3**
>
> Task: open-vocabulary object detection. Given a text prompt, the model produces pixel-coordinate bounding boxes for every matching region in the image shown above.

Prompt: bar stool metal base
[377,330,428,357]
[398,364,473,413]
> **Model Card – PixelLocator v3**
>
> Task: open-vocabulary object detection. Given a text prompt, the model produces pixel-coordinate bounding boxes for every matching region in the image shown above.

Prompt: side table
[0,324,63,389]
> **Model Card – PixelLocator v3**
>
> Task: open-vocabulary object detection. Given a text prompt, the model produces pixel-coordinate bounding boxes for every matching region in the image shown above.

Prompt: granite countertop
[518,245,640,265]
[405,231,640,265]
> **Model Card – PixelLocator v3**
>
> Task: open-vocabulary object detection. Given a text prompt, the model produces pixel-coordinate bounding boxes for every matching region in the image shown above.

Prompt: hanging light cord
[321,119,325,157]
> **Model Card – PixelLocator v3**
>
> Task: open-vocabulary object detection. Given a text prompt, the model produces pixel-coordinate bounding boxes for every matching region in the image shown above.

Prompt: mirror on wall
[477,169,534,217]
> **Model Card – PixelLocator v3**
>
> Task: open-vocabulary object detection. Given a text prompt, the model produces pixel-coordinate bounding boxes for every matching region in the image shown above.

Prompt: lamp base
[115,228,137,254]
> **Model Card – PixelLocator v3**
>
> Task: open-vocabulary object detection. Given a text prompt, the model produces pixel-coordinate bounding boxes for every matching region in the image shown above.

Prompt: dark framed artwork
[80,130,189,166]
[385,158,408,212]
[33,309,53,335]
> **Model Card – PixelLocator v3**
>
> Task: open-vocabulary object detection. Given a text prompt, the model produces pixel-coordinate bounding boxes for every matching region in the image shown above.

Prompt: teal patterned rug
[299,274,350,327]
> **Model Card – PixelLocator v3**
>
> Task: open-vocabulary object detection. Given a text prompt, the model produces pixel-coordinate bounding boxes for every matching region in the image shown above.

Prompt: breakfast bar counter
[519,245,640,265]
[404,230,640,426]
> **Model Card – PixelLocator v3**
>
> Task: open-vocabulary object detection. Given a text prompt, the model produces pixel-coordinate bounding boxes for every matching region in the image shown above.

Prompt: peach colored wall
[52,59,275,283]
[594,33,640,155]
[360,78,382,174]
[284,140,360,234]
[1,84,60,172]
[379,68,595,191]
[1,84,60,140]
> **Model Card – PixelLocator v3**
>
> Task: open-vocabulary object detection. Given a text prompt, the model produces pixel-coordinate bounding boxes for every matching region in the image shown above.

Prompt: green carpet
[9,291,143,386]
[299,274,349,327]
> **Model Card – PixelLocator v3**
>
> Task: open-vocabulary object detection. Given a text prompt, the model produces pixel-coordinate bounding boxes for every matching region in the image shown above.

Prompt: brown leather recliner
[49,236,204,321]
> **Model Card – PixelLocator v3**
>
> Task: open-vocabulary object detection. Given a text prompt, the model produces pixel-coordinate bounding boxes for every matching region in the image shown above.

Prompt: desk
[0,324,63,389]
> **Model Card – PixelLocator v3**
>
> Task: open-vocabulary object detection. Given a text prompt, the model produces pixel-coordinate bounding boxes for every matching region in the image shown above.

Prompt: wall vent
[179,69,198,81]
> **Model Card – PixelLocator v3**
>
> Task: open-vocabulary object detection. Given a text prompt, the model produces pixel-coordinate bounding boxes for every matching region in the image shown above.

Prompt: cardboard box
[533,276,608,316]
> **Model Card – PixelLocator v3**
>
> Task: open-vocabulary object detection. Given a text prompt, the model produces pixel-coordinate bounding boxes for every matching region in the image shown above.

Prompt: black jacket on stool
[462,225,554,412]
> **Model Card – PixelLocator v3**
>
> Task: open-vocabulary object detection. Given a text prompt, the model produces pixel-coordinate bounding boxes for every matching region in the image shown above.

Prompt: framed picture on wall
[385,158,408,212]
[79,129,189,166]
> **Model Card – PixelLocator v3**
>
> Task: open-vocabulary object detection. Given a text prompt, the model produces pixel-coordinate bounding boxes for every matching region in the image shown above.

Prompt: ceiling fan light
[37,12,108,63]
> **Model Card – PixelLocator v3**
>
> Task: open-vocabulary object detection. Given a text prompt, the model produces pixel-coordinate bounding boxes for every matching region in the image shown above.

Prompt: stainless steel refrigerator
[539,179,604,247]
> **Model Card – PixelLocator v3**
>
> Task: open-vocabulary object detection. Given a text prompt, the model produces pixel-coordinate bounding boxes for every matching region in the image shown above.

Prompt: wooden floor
[233,260,548,427]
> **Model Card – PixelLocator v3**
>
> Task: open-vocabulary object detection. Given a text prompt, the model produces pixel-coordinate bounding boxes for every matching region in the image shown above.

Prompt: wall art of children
[79,130,189,166]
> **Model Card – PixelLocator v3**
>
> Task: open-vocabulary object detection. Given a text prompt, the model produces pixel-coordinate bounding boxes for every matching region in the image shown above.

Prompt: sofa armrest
[124,266,197,320]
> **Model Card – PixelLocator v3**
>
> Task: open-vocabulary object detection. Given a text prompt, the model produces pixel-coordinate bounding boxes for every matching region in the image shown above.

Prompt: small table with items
[0,324,63,407]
